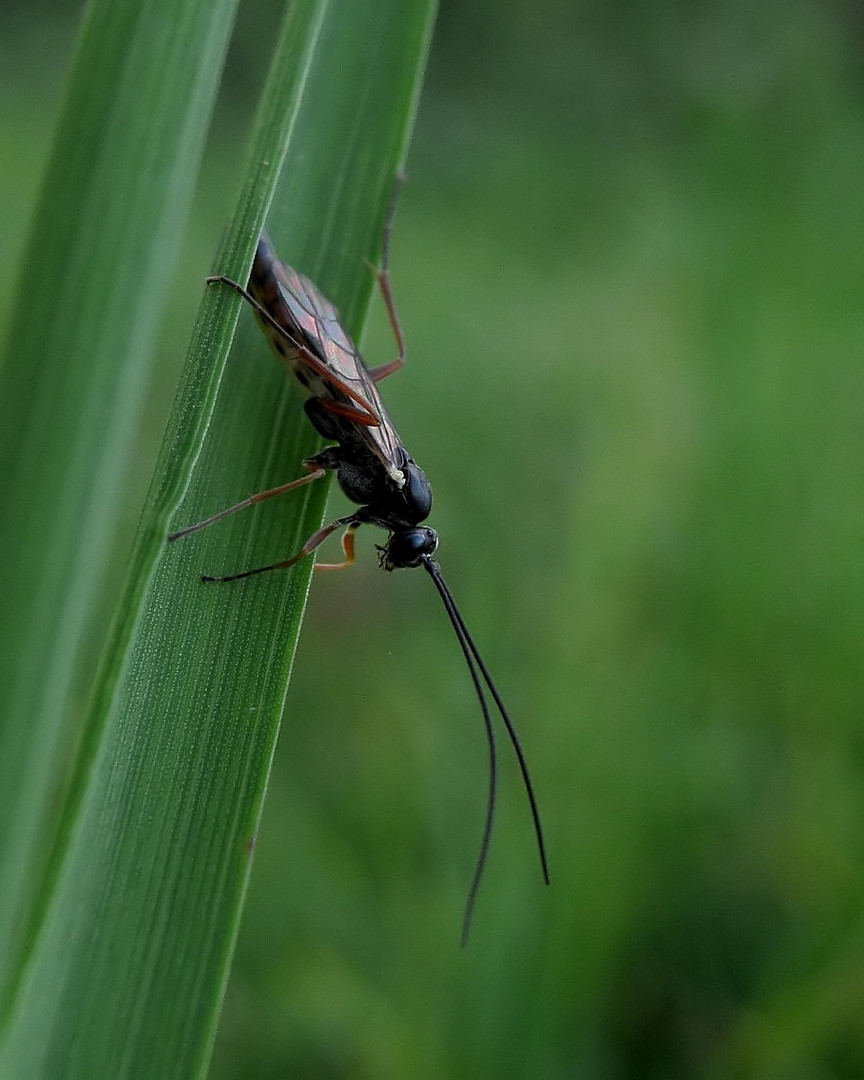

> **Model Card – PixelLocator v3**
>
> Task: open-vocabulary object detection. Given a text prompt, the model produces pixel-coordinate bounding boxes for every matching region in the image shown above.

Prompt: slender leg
[367,174,408,383]
[314,523,358,571]
[201,517,355,584]
[318,399,380,427]
[168,464,325,542]
[206,274,303,352]
[208,273,381,421]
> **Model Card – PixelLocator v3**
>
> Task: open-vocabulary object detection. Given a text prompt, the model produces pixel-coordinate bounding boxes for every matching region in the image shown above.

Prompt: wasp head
[379,526,438,570]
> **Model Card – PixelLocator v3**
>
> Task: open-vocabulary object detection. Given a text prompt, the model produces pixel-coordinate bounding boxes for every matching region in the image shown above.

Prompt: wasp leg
[206,273,301,347]
[201,516,355,583]
[314,523,358,571]
[168,463,325,542]
[367,174,407,383]
[209,268,384,420]
[318,399,381,427]
[292,342,384,417]
[207,273,380,419]
[366,265,405,383]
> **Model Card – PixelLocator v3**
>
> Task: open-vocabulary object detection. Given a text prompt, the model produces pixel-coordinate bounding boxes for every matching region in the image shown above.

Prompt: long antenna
[422,558,550,944]
[424,558,498,945]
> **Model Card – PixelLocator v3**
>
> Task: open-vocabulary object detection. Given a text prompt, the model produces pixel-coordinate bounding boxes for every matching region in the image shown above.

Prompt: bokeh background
[4,1,864,1076]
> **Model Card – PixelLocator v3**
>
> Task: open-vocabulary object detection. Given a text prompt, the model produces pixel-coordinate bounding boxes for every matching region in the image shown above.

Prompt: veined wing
[249,235,405,485]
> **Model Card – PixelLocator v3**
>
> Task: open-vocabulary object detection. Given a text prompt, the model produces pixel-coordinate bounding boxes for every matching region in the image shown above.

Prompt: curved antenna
[422,558,550,943]
[424,558,498,946]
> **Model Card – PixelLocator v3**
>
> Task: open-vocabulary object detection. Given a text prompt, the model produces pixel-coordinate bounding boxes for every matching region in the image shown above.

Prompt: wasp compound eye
[384,527,438,569]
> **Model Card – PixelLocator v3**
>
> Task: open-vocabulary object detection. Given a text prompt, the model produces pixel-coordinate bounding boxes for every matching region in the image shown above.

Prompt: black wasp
[169,217,549,943]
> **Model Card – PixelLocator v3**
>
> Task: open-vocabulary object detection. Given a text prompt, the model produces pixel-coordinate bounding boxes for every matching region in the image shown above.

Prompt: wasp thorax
[398,460,433,524]
[382,527,438,570]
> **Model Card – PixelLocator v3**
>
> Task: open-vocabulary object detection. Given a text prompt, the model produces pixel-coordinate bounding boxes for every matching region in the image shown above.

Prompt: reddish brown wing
[249,236,405,484]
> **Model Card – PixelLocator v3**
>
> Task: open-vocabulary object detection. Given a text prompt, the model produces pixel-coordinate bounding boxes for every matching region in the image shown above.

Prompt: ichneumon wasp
[168,205,549,944]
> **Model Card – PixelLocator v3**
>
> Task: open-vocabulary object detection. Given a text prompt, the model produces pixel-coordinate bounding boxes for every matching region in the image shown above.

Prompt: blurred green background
[4,0,864,1076]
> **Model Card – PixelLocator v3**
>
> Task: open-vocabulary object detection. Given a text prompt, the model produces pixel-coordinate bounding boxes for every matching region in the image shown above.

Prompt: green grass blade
[0,0,437,1077]
[0,0,239,1004]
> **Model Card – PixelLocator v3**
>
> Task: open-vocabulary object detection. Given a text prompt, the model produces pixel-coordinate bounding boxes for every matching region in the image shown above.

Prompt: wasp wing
[249,236,404,484]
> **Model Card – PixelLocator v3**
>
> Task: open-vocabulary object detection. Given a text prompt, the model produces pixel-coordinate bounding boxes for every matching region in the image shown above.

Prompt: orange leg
[314,523,358,571]
[168,464,325,542]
